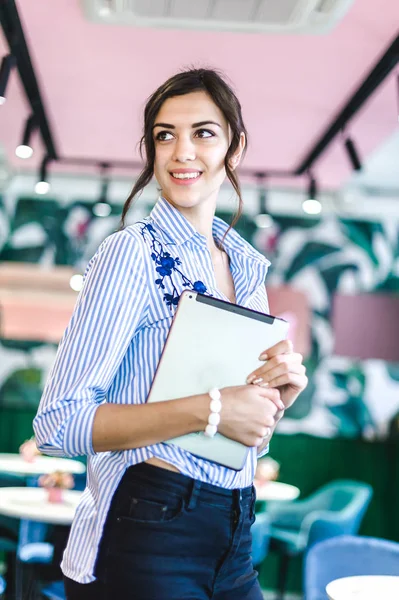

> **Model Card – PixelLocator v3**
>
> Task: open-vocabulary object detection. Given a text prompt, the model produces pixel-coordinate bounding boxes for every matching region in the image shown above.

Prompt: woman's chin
[163,190,203,210]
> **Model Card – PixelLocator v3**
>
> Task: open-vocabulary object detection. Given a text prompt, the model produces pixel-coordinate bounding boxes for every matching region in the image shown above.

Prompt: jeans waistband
[123,462,254,511]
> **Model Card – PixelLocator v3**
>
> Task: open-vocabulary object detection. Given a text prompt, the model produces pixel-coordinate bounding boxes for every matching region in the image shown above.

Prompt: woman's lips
[169,172,203,186]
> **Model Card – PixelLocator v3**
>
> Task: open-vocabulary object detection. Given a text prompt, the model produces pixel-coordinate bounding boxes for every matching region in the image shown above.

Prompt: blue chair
[305,535,399,600]
[71,472,86,492]
[41,580,65,600]
[0,472,26,597]
[251,511,270,567]
[16,520,70,600]
[14,472,85,600]
[267,480,373,599]
[15,517,53,600]
[16,473,79,600]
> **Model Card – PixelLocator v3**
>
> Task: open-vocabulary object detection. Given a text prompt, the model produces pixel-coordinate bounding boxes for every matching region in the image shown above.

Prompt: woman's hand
[218,385,285,448]
[246,340,308,409]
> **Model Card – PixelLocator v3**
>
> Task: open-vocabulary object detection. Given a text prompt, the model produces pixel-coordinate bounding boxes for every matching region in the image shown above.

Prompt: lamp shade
[332,293,399,361]
[267,285,311,358]
[0,263,77,342]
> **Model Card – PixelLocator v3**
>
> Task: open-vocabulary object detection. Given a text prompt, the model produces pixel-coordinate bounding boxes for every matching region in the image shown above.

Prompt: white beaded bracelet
[204,388,222,438]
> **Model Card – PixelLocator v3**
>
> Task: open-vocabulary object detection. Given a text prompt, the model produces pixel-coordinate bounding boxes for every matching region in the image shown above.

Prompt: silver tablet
[146,291,289,470]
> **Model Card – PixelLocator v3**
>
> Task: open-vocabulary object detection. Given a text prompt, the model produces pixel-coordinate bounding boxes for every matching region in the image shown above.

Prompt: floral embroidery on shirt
[139,222,208,309]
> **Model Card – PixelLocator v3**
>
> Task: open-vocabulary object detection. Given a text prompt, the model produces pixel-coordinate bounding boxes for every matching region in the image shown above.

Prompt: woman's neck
[165,195,220,254]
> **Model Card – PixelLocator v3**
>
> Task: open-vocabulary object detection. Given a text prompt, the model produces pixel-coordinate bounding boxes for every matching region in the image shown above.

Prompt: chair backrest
[251,512,270,566]
[304,481,373,548]
[16,474,51,560]
[304,535,399,600]
[0,473,26,487]
[41,580,66,600]
[308,480,372,511]
[0,472,26,542]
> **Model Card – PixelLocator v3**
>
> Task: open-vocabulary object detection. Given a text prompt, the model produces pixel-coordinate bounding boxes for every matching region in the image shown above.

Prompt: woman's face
[152,90,244,215]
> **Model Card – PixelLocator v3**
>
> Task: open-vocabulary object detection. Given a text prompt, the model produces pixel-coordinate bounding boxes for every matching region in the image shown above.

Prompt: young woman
[34,68,307,600]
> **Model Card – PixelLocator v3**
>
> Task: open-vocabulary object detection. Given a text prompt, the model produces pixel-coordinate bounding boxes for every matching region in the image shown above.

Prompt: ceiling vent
[81,0,354,34]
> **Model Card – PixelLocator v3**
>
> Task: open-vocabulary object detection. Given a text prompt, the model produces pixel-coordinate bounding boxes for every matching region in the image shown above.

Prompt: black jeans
[64,462,263,600]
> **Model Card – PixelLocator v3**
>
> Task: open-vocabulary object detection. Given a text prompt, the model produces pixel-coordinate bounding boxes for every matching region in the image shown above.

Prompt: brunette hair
[120,68,248,231]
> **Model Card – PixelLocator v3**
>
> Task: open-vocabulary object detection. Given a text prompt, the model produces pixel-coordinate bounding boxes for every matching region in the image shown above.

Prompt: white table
[0,487,82,525]
[326,575,399,600]
[254,481,300,502]
[0,453,86,477]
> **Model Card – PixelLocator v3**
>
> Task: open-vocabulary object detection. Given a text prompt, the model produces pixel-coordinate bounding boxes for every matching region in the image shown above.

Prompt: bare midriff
[145,456,181,473]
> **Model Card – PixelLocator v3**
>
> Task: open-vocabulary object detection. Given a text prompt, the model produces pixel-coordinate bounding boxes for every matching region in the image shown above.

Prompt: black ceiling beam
[60,157,143,171]
[294,33,399,175]
[1,0,397,181]
[239,168,294,178]
[0,0,58,160]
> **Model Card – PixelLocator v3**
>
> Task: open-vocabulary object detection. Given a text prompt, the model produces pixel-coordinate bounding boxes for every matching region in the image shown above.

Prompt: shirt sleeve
[33,230,149,458]
[257,444,270,459]
[258,283,270,313]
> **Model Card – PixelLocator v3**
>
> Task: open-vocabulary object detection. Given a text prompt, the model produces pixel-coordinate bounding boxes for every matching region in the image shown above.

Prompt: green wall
[0,408,38,455]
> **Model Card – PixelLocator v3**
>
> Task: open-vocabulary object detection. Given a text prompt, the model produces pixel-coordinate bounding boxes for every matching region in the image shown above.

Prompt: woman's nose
[172,136,196,163]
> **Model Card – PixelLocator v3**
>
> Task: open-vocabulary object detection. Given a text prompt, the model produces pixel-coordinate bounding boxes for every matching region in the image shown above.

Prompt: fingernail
[260,382,269,388]
[253,377,263,385]
[259,353,268,361]
[246,375,256,384]
[279,401,285,410]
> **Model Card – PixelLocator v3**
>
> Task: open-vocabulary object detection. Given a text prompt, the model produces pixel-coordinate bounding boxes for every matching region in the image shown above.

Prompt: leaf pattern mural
[0,339,57,411]
[339,220,383,267]
[284,241,341,282]
[0,194,398,439]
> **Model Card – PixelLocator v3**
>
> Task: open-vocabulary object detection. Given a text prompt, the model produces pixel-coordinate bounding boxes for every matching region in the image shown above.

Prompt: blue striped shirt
[33,196,271,583]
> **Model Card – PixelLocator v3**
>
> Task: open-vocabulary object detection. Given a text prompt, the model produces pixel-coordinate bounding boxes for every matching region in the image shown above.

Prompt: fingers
[254,385,285,411]
[263,426,272,438]
[258,339,293,361]
[266,373,308,391]
[255,426,272,447]
[247,353,305,386]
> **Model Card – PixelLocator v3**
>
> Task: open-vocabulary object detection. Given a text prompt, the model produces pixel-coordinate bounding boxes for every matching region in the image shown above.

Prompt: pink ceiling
[1,0,398,189]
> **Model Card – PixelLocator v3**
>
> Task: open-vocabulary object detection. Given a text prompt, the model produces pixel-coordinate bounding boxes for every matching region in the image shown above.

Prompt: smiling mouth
[170,172,202,180]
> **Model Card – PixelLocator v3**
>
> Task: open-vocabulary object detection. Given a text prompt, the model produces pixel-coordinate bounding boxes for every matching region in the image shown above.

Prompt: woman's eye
[195,129,215,139]
[155,131,174,141]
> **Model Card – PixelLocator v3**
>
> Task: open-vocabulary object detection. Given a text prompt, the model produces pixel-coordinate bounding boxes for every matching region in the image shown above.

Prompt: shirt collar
[150,196,198,246]
[150,196,270,268]
[212,217,271,268]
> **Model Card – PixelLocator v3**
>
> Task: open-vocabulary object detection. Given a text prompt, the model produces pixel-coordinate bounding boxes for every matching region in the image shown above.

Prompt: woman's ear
[229,132,246,171]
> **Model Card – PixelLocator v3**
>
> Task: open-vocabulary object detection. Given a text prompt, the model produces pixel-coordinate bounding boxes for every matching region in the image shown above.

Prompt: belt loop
[233,488,240,512]
[250,485,256,520]
[187,479,201,511]
[239,489,243,513]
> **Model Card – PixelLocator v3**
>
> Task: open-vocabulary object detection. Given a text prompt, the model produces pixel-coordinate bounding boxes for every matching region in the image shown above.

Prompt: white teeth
[171,172,201,180]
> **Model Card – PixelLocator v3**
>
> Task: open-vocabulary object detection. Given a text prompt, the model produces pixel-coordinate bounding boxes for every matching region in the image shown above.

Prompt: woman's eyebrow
[192,121,222,128]
[152,120,222,130]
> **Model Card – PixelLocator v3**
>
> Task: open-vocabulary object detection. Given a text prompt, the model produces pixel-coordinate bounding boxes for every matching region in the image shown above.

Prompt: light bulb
[255,214,273,228]
[70,274,84,292]
[302,199,322,215]
[93,202,112,217]
[35,181,50,195]
[15,144,33,159]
